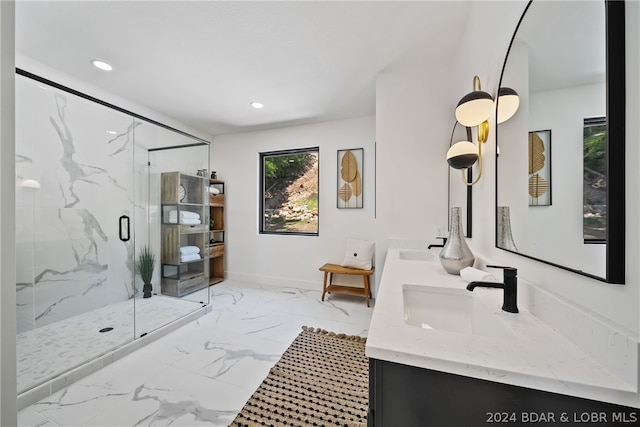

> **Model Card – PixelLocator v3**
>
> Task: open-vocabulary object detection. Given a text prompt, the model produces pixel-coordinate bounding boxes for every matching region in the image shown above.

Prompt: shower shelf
[160,172,210,297]
[209,179,225,285]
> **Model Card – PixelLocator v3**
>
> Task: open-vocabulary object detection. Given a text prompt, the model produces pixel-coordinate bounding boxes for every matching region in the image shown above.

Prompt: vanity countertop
[365,247,638,408]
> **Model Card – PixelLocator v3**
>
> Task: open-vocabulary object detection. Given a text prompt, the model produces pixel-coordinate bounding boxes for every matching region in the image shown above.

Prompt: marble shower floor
[17,280,374,426]
[17,294,207,394]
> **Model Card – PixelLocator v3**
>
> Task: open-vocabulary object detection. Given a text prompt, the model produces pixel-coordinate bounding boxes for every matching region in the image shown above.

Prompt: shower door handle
[119,215,130,242]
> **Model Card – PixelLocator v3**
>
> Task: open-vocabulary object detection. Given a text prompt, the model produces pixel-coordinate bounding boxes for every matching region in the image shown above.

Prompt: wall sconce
[446,76,519,186]
[455,76,494,127]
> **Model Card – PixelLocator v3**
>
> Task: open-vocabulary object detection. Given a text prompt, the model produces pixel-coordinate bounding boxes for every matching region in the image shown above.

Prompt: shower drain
[99,327,114,333]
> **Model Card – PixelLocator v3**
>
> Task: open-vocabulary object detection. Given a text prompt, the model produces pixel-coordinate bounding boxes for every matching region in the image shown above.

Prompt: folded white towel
[460,267,498,283]
[208,187,220,194]
[181,218,201,225]
[169,210,200,220]
[180,253,201,263]
[167,218,201,225]
[179,246,200,256]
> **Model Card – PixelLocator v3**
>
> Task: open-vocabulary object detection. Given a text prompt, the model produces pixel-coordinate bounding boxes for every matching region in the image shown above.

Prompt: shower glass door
[15,75,136,393]
[15,72,211,396]
[133,124,210,338]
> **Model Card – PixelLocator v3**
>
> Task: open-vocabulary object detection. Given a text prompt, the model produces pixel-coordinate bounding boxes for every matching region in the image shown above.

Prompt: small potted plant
[137,245,156,298]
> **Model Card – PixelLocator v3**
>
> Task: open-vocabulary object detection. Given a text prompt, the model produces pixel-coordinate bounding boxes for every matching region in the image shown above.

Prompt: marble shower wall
[15,75,137,334]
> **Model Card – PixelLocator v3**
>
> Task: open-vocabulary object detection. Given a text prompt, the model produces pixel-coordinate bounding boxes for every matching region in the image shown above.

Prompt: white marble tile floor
[17,279,374,426]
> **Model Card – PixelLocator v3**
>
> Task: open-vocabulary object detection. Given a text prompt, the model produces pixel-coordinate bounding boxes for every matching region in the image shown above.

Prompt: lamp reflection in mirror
[448,76,519,186]
[446,120,489,186]
[446,139,478,169]
[497,87,520,123]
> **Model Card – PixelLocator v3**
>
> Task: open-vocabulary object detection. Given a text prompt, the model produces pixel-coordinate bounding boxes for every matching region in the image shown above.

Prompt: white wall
[375,63,452,248]
[211,116,378,291]
[454,0,639,335]
[211,58,456,294]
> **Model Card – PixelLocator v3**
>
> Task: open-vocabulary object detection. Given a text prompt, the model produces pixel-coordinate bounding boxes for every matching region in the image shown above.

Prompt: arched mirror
[496,0,625,283]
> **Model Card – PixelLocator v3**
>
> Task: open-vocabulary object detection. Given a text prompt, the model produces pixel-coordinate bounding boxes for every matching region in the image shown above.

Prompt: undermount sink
[398,250,433,261]
[402,284,515,339]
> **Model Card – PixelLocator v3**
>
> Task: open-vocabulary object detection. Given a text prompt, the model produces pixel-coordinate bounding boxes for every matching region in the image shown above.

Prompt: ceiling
[15,0,471,137]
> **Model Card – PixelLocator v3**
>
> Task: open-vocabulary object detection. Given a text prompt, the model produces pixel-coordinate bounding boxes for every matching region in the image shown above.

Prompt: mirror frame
[495,0,625,284]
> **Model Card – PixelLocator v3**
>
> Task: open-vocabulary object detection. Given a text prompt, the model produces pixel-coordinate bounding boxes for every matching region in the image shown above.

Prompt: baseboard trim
[226,271,319,291]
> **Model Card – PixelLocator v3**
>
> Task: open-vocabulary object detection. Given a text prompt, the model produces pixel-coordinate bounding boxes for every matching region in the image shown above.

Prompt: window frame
[259,147,320,236]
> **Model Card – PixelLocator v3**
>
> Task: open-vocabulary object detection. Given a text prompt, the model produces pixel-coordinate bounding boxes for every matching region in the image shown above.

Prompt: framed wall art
[528,129,552,206]
[337,148,363,208]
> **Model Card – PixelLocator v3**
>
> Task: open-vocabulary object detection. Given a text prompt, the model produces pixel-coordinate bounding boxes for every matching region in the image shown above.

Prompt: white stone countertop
[365,247,638,408]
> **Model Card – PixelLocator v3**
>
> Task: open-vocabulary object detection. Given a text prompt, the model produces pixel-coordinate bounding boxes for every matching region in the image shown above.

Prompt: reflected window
[260,147,319,235]
[583,117,606,242]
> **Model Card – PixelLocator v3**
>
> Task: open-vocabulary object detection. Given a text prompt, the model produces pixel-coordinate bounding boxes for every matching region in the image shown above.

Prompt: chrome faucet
[466,265,519,313]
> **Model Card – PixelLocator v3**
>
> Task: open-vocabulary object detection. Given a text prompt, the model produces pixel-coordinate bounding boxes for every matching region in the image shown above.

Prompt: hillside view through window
[260,148,319,235]
[583,117,606,242]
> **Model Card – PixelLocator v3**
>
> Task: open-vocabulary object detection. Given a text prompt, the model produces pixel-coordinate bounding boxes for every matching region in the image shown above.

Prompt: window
[260,147,319,235]
[583,117,606,242]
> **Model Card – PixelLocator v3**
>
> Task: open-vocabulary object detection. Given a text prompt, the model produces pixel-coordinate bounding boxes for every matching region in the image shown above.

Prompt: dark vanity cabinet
[368,359,637,427]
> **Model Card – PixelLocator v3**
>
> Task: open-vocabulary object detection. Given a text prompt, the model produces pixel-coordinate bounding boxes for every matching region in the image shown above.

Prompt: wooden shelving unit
[160,172,209,297]
[209,179,225,285]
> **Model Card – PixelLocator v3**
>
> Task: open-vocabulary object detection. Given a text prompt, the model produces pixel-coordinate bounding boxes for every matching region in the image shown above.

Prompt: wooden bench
[319,263,374,307]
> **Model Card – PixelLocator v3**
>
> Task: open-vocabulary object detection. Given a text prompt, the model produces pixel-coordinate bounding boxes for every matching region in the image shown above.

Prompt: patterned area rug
[230,326,369,427]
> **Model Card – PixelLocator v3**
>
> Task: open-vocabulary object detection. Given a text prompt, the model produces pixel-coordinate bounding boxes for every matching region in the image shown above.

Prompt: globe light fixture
[455,76,494,127]
[447,76,519,186]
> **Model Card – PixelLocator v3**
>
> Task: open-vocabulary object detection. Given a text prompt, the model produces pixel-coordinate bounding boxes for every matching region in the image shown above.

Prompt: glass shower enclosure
[15,71,210,396]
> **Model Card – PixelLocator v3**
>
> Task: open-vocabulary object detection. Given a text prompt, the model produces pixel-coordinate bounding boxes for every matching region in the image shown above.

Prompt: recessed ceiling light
[91,59,113,71]
[106,130,118,135]
[250,101,264,109]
